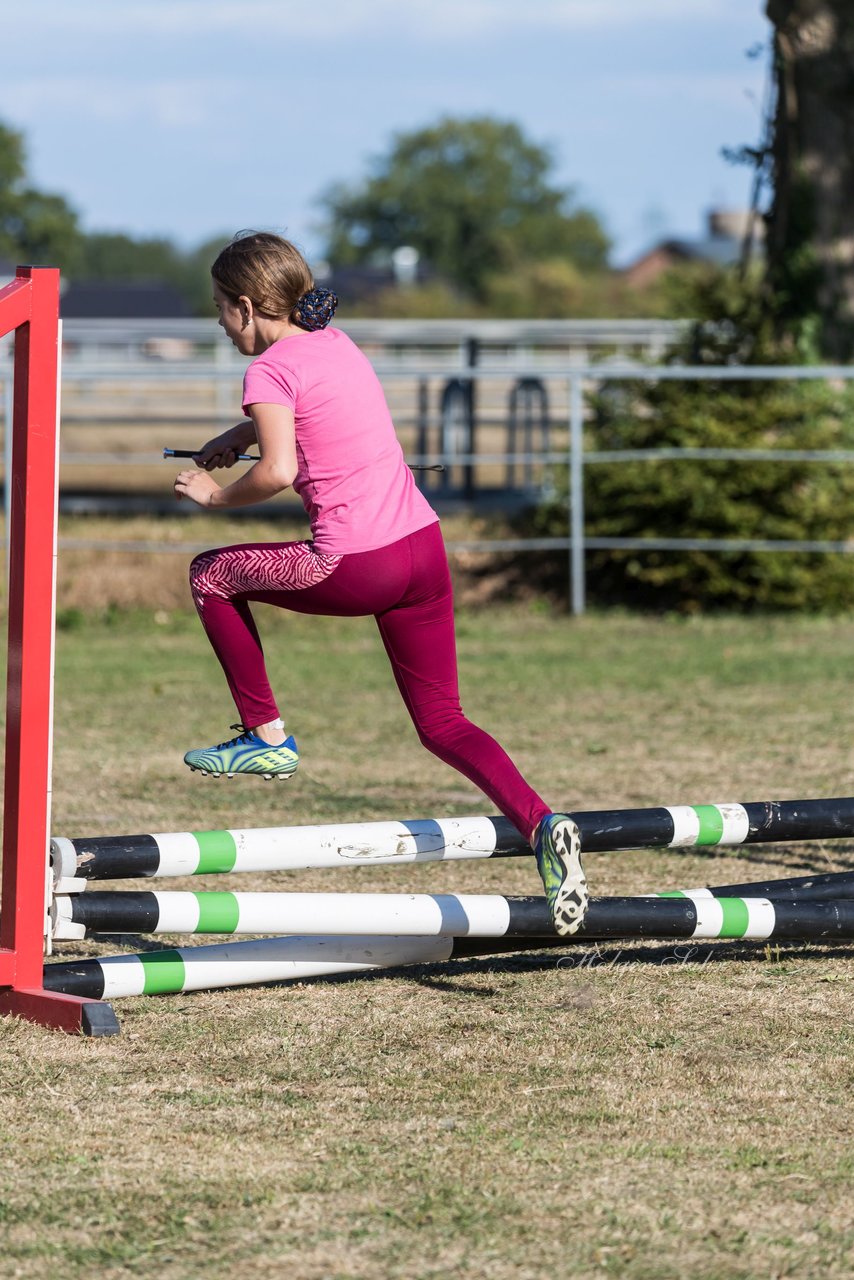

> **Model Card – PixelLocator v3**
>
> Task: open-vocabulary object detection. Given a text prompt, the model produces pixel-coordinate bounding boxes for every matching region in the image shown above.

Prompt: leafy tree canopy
[0,120,82,269]
[76,233,184,282]
[75,232,234,315]
[321,116,610,299]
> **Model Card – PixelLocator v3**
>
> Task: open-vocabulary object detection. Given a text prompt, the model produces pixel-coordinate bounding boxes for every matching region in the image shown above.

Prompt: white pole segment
[56,891,518,938]
[203,816,500,875]
[96,935,455,998]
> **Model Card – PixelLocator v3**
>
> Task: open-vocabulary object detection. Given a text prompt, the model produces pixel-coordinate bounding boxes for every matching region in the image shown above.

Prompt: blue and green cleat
[184,725,299,780]
[533,813,588,936]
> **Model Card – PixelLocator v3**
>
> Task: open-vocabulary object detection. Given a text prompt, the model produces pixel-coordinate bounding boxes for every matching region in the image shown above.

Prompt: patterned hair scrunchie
[293,287,338,331]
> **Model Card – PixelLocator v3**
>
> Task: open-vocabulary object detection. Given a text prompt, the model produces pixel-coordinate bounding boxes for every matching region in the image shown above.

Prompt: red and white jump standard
[0,266,119,1035]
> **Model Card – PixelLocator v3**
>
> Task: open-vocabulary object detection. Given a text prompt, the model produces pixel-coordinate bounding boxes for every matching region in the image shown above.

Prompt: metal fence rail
[3,363,853,614]
[2,315,688,365]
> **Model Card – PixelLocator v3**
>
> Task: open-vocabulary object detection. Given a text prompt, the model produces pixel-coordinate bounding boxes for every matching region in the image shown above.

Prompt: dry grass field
[1,530,853,1279]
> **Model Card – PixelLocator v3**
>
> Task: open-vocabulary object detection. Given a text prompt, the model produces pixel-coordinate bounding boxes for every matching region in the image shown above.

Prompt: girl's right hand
[193,422,256,471]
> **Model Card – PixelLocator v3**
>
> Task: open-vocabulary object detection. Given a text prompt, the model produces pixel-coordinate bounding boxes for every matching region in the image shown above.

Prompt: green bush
[532,269,854,612]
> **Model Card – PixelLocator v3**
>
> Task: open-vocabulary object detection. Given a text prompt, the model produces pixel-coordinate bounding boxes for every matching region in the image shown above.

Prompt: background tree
[75,232,230,314]
[0,120,82,269]
[322,116,609,300]
[521,10,854,614]
[765,0,854,358]
[76,233,184,283]
[528,266,854,612]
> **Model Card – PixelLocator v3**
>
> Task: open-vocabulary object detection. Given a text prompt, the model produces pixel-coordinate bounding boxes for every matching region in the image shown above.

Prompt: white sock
[253,718,286,738]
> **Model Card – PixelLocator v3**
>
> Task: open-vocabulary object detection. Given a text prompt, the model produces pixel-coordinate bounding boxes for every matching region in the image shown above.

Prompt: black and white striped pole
[50,797,854,886]
[51,889,854,944]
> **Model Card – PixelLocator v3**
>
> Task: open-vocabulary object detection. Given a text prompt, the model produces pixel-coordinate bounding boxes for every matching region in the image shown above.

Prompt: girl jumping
[173,231,588,936]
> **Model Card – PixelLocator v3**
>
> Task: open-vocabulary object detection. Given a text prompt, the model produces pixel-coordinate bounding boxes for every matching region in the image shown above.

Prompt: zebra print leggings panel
[190,540,342,614]
[188,522,550,840]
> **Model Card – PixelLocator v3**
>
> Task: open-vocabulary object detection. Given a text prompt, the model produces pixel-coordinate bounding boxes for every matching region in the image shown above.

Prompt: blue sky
[2,0,771,268]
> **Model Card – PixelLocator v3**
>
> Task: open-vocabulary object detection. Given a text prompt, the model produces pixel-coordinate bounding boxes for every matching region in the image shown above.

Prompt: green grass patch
[1,604,853,1278]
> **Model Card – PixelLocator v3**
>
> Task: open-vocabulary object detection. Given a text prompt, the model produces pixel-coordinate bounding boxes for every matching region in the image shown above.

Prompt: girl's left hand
[174,469,223,508]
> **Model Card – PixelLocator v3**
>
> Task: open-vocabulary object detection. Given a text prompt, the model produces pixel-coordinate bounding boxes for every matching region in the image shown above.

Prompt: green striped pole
[43,934,582,1002]
[50,796,854,885]
[51,889,854,943]
[45,935,457,999]
[656,869,854,903]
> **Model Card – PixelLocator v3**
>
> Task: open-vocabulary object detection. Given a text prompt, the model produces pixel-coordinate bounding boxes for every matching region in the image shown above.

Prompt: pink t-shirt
[242,328,438,555]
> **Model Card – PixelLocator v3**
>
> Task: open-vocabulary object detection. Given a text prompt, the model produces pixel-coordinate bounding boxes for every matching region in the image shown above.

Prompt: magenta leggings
[189,521,550,840]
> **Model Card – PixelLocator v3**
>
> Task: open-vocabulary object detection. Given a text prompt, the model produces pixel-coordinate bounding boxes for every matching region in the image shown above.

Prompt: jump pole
[45,864,854,1002]
[0,268,118,1037]
[656,869,854,902]
[42,934,560,1001]
[50,797,854,885]
[44,885,854,1001]
[51,889,854,944]
[44,934,459,1000]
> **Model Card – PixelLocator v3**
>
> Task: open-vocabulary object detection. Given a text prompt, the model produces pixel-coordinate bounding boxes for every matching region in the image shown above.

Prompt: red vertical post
[0,267,118,1034]
[0,267,59,980]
